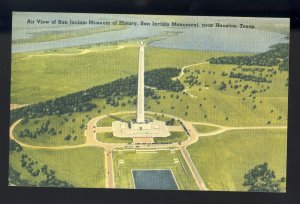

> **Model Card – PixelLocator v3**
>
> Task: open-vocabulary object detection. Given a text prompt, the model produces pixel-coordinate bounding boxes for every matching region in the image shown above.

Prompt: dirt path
[10,104,29,110]
[21,49,92,60]
[172,61,209,81]
[20,44,132,60]
[183,89,198,98]
[172,61,209,99]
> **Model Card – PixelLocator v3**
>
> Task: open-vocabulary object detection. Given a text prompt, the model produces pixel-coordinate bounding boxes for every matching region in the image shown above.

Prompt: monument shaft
[137,42,145,123]
[112,41,170,137]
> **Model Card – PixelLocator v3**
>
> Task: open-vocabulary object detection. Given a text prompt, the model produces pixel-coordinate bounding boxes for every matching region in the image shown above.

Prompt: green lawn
[154,132,188,143]
[113,150,198,190]
[187,129,287,192]
[193,125,219,133]
[97,113,180,127]
[96,114,153,127]
[96,115,127,127]
[97,132,133,143]
[9,146,105,187]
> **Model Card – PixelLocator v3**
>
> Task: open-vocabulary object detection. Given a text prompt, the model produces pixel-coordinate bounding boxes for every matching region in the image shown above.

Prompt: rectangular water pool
[132,169,178,190]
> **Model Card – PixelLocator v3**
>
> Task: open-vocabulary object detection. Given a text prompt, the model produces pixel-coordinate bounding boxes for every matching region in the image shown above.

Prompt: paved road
[10,110,287,190]
[181,148,208,190]
[105,148,114,188]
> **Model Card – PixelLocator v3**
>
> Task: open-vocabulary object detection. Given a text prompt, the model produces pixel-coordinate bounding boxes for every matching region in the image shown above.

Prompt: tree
[219,82,227,90]
[9,140,23,152]
[64,135,71,141]
[243,162,285,192]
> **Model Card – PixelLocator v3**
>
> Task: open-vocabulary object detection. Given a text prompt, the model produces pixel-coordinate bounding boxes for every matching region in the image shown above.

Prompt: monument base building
[112,120,170,138]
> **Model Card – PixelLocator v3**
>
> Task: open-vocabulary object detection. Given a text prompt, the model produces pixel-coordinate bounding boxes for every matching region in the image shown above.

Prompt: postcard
[9,12,289,192]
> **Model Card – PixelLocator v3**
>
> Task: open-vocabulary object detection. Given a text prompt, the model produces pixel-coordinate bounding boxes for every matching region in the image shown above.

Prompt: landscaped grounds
[10,13,288,192]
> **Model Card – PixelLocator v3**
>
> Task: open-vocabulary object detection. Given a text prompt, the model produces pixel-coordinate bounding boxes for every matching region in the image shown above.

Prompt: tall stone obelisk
[112,41,170,137]
[136,41,145,123]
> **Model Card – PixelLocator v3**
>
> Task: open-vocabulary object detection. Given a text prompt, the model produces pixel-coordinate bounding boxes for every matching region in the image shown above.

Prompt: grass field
[12,99,135,147]
[153,132,188,143]
[187,129,287,192]
[13,112,89,146]
[144,90,287,126]
[13,25,127,44]
[11,43,243,104]
[182,63,288,98]
[113,149,198,190]
[9,146,105,187]
[97,132,133,143]
[193,125,220,133]
[11,40,288,127]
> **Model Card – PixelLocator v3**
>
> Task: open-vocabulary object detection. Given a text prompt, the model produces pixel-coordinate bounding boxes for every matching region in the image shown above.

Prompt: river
[12,13,288,53]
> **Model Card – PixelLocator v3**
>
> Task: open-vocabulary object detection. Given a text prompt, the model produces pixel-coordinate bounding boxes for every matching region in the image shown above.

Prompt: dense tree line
[229,72,272,83]
[11,68,184,123]
[209,43,289,70]
[145,68,184,91]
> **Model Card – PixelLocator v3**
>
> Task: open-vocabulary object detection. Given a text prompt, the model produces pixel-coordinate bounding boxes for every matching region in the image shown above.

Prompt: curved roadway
[10,111,287,190]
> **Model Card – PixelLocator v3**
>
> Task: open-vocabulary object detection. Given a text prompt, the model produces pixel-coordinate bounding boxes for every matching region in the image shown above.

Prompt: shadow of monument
[108,115,127,123]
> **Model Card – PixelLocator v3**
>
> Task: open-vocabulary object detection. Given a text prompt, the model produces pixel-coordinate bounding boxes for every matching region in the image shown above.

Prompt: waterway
[12,13,288,53]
